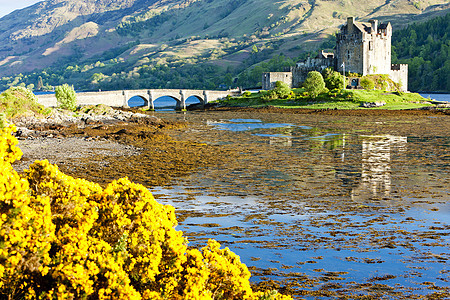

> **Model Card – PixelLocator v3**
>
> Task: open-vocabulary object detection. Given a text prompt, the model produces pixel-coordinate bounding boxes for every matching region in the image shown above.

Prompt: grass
[0,87,51,121]
[218,88,435,110]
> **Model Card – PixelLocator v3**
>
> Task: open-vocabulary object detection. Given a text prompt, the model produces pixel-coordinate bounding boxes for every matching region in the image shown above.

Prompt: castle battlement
[391,64,408,71]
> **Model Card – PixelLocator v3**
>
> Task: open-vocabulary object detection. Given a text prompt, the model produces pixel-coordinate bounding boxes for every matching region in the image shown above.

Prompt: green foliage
[236,55,295,88]
[243,91,252,97]
[0,86,48,119]
[0,113,5,129]
[321,68,334,81]
[360,77,375,90]
[323,69,344,90]
[218,87,430,110]
[260,81,292,102]
[261,90,278,102]
[55,84,77,111]
[392,13,449,92]
[273,81,291,99]
[362,74,400,91]
[303,71,326,98]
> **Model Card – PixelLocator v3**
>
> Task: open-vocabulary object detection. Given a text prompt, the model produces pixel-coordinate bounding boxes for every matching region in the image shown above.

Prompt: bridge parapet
[36,88,242,110]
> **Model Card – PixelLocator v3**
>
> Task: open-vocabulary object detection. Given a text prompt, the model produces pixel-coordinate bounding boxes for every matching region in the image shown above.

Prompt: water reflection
[352,135,407,201]
[209,119,295,132]
[156,112,449,298]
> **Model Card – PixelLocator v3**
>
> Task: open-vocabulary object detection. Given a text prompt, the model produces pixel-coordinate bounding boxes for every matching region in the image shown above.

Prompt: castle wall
[262,72,293,90]
[390,64,408,92]
[365,26,392,75]
[336,32,364,75]
[290,56,334,87]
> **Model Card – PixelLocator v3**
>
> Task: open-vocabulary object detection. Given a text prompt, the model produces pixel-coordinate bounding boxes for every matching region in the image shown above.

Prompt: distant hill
[0,0,448,91]
[393,12,450,92]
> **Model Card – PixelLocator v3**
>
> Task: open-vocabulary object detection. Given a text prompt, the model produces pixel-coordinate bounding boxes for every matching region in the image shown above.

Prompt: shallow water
[150,111,449,298]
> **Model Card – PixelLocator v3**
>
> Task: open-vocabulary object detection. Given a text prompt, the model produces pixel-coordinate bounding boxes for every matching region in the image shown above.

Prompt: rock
[361,101,386,108]
[14,127,35,138]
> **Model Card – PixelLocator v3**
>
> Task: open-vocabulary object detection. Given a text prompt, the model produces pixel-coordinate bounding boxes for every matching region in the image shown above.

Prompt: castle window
[369,41,373,50]
[347,50,351,60]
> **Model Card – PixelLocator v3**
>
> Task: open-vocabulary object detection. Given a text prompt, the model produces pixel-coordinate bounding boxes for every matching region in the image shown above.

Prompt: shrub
[324,71,345,90]
[273,81,291,99]
[261,90,278,102]
[0,125,292,300]
[55,84,77,111]
[360,77,375,90]
[243,91,252,97]
[303,71,326,98]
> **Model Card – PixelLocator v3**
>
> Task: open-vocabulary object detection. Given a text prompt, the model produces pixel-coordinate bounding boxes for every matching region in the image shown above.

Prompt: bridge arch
[127,95,149,108]
[185,95,203,107]
[152,96,181,111]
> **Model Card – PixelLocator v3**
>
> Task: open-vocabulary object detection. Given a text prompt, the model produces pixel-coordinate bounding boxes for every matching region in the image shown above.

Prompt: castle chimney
[369,19,378,33]
[347,17,354,33]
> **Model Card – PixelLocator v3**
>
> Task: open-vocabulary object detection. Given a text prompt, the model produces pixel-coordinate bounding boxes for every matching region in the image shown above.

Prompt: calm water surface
[150,111,449,299]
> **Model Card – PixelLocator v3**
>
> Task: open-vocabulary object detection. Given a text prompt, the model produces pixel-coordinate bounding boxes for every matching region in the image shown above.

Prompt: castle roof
[352,21,373,34]
[342,17,391,35]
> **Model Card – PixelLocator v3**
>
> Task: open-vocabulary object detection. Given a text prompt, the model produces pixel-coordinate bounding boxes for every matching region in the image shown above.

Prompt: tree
[303,71,326,98]
[55,83,77,111]
[323,70,344,90]
[37,76,44,91]
[273,81,291,99]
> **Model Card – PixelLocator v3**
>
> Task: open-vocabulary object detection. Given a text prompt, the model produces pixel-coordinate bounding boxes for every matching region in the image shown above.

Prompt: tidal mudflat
[150,110,449,299]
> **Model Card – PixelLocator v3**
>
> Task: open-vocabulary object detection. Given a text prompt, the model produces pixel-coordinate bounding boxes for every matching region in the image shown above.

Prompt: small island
[211,17,447,111]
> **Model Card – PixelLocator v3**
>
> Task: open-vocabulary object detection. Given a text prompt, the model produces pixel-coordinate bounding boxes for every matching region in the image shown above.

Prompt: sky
[0,0,41,18]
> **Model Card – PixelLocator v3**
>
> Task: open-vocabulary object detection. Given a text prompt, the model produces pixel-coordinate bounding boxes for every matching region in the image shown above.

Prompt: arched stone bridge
[36,88,241,110]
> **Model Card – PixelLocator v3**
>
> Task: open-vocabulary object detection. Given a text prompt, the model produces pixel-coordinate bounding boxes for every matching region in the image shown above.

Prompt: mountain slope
[393,12,450,92]
[0,0,448,90]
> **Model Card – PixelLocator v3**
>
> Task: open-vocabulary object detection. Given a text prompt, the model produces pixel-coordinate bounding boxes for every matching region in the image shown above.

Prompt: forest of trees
[392,13,449,92]
[0,13,448,93]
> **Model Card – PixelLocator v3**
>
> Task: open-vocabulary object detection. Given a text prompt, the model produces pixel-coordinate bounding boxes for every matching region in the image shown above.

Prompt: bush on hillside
[0,125,292,300]
[55,84,77,111]
[243,91,252,97]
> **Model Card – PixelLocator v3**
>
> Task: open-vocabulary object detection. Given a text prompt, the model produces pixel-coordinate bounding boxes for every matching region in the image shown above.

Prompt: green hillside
[0,0,448,92]
[392,12,450,92]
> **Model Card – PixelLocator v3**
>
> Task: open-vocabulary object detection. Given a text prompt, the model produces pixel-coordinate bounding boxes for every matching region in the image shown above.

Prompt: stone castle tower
[336,17,392,75]
[262,17,408,92]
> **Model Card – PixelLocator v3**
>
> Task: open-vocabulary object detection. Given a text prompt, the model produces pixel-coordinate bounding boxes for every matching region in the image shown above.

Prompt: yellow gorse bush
[0,125,292,300]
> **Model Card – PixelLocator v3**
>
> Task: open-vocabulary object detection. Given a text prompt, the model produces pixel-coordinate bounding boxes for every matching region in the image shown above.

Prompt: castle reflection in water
[266,133,408,201]
[352,135,407,201]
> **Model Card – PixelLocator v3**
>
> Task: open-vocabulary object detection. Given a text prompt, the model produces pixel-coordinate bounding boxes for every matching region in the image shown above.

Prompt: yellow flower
[0,125,291,299]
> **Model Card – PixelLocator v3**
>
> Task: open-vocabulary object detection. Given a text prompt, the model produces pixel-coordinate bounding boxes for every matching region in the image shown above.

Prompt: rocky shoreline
[11,105,231,188]
[12,106,159,174]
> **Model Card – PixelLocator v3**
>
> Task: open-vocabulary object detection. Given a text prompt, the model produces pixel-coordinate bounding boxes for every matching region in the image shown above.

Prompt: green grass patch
[219,89,433,110]
[0,87,51,121]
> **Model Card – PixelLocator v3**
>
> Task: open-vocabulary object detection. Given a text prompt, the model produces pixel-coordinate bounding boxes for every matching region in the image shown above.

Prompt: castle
[262,17,408,92]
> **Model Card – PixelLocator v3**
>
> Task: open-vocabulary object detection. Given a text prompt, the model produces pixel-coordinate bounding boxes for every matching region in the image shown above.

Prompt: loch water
[150,111,449,298]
